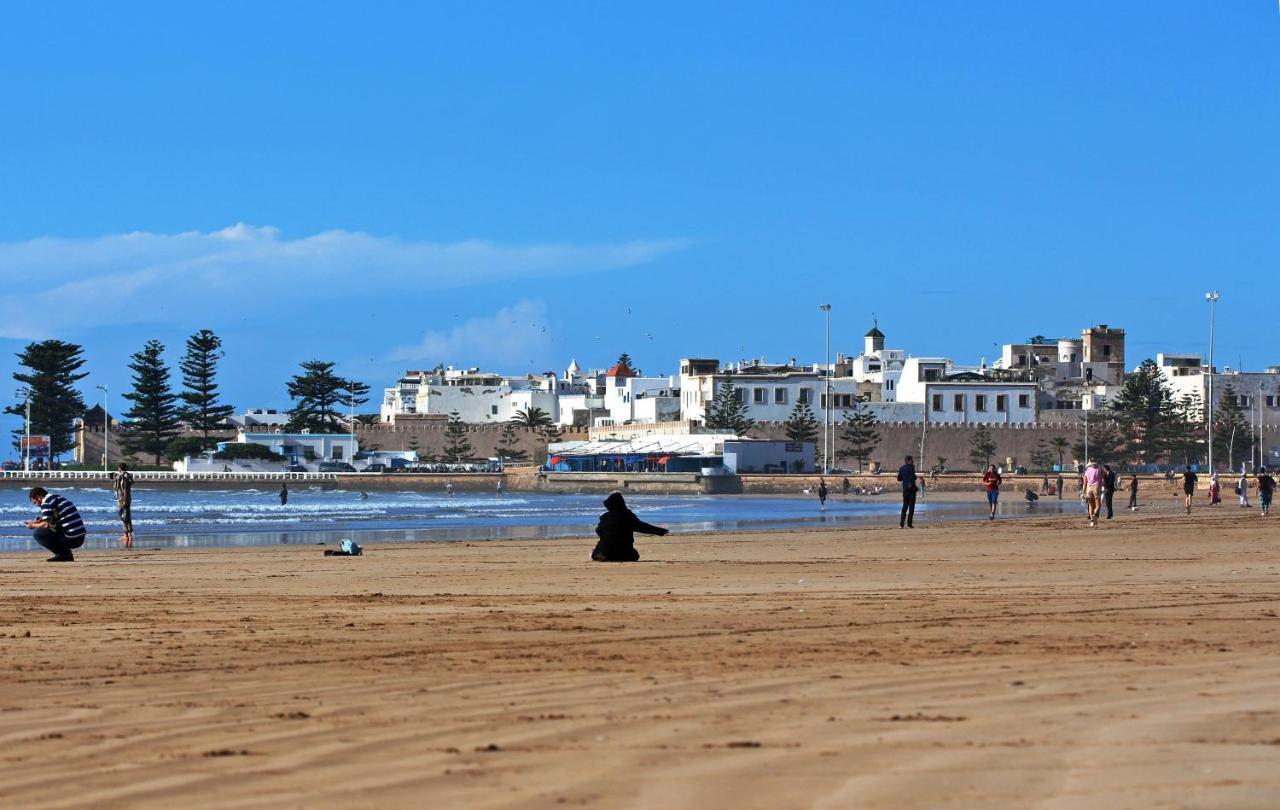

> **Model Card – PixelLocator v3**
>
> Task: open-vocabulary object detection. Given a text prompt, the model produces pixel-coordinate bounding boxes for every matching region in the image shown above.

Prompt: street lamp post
[95,384,109,472]
[820,304,832,474]
[1206,291,1220,473]
[16,389,31,472]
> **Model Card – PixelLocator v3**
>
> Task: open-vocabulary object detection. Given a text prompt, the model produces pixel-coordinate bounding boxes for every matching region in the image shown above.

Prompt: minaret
[864,320,885,357]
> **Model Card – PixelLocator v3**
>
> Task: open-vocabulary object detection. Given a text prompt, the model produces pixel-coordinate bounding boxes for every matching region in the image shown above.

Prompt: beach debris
[881,713,967,722]
[272,711,311,720]
[203,748,252,757]
[476,743,502,752]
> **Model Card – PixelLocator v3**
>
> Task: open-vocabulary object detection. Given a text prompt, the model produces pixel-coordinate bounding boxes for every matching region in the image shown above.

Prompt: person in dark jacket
[1102,464,1118,520]
[896,455,919,529]
[591,491,669,561]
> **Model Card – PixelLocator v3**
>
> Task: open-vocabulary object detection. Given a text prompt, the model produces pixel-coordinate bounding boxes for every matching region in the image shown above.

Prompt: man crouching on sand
[591,491,669,562]
[24,487,87,562]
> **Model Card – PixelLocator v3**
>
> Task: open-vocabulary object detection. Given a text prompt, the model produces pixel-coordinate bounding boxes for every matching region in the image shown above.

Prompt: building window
[1239,395,1251,407]
[332,446,343,460]
[1103,344,1112,357]
[886,379,894,390]
[733,388,746,403]
[1268,395,1278,408]
[953,394,966,411]
[975,395,988,412]
[774,387,788,404]
[932,394,944,412]
[1018,394,1030,408]
[753,387,767,404]
[798,388,811,404]
[996,395,1008,412]
[491,405,498,415]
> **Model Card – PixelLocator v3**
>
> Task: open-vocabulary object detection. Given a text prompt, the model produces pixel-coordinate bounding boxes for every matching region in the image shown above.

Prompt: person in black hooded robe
[591,491,669,561]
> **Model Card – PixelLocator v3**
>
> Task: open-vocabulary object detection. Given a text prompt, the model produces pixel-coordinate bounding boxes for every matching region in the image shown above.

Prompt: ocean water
[0,486,1082,551]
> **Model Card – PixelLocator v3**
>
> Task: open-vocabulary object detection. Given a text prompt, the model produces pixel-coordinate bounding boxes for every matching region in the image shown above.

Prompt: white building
[894,358,1037,424]
[228,430,359,463]
[1156,354,1280,426]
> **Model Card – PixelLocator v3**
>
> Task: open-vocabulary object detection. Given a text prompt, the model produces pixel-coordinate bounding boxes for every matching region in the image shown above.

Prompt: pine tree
[121,340,182,464]
[176,329,235,443]
[496,422,529,462]
[704,375,754,435]
[784,399,819,442]
[1167,393,1205,467]
[7,340,88,462]
[1029,440,1055,472]
[1213,385,1252,470]
[286,360,347,432]
[616,352,634,370]
[442,411,474,462]
[1071,419,1125,465]
[1106,359,1180,465]
[837,397,880,471]
[968,425,998,470]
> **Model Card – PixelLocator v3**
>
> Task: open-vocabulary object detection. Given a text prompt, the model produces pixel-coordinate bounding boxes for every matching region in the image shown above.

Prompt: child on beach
[111,462,134,548]
[591,491,669,562]
[982,464,1001,520]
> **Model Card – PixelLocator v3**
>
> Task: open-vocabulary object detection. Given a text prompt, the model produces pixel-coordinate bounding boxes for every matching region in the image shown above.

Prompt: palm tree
[1050,436,1069,470]
[511,406,553,429]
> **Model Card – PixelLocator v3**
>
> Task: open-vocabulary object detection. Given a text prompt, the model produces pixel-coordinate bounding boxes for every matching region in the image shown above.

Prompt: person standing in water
[817,478,829,511]
[982,464,1002,520]
[495,478,504,496]
[896,455,919,529]
[111,462,134,549]
[279,483,288,506]
[1181,465,1198,515]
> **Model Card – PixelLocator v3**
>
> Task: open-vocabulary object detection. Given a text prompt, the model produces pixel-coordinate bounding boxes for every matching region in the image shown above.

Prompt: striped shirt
[40,494,86,538]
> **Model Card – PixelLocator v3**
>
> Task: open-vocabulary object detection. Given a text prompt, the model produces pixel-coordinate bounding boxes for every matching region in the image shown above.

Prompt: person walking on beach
[1082,460,1104,527]
[897,455,919,529]
[279,483,288,506]
[1041,471,1049,494]
[1127,473,1139,511]
[1181,466,1198,515]
[1237,468,1251,508]
[982,464,1002,520]
[591,491,669,562]
[1056,472,1064,500]
[1209,473,1221,506]
[111,462,134,549]
[1257,468,1275,516]
[24,487,87,562]
[817,478,828,511]
[1102,464,1117,520]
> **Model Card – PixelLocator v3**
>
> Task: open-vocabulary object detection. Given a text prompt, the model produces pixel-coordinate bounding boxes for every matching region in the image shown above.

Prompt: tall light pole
[1206,291,1220,473]
[95,384,109,472]
[820,304,832,473]
[16,388,31,472]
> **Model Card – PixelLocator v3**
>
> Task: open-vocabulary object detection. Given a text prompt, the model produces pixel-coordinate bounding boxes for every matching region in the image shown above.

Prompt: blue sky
[2,2,1278,447]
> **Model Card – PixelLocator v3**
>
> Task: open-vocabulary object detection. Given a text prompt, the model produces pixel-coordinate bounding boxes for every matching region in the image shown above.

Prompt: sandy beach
[2,502,1277,809]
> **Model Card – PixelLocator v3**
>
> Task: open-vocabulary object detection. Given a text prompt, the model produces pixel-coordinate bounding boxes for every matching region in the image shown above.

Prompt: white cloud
[389,300,553,367]
[0,224,687,339]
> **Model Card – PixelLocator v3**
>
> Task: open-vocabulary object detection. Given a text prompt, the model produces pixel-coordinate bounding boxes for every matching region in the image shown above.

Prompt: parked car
[284,464,309,473]
[362,463,388,473]
[318,462,357,473]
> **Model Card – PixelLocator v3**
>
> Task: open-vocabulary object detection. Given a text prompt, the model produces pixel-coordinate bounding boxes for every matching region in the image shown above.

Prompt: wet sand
[1,501,1277,808]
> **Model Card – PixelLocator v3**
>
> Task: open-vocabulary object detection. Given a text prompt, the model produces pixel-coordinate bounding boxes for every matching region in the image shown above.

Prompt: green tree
[1071,419,1125,466]
[176,329,234,441]
[164,435,211,460]
[935,456,947,473]
[1213,385,1252,471]
[7,340,88,462]
[704,375,754,435]
[120,340,182,464]
[442,411,474,462]
[1167,393,1205,467]
[286,360,347,432]
[511,406,554,429]
[1029,440,1055,472]
[616,352,634,371]
[1106,359,1180,465]
[1049,436,1070,470]
[496,422,529,462]
[837,397,880,472]
[338,379,371,421]
[968,425,998,470]
[784,399,819,443]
